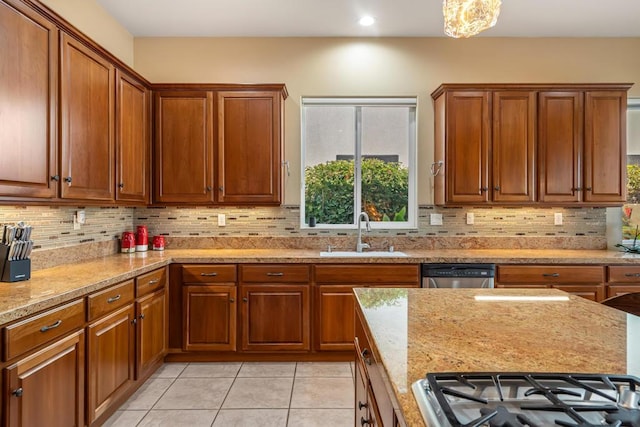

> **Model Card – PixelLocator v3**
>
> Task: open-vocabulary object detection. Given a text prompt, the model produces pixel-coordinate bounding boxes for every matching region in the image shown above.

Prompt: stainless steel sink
[319,251,408,257]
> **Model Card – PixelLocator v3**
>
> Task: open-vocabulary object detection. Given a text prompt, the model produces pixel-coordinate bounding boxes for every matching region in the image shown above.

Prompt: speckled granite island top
[354,287,640,427]
[0,247,639,325]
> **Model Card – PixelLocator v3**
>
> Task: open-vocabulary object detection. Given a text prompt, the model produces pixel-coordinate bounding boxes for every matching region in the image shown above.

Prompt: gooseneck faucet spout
[356,212,371,252]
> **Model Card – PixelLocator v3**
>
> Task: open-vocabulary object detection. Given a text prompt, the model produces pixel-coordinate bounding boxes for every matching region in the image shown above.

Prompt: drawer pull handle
[266,272,284,277]
[107,294,121,304]
[624,273,640,277]
[542,273,560,278]
[358,401,368,410]
[361,348,372,366]
[200,272,218,277]
[12,387,23,397]
[147,279,160,285]
[40,320,62,332]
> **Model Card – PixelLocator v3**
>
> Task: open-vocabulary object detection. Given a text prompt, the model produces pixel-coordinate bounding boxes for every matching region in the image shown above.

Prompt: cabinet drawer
[241,264,310,283]
[497,265,605,283]
[137,267,167,296]
[315,264,419,284]
[608,266,640,283]
[182,264,237,283]
[87,280,135,321]
[3,299,85,361]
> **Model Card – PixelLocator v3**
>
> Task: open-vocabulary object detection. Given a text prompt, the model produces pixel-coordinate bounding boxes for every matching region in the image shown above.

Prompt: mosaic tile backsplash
[0,205,606,254]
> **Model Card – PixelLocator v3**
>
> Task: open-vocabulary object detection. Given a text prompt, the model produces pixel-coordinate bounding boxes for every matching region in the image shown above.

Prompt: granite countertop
[0,247,639,325]
[353,287,640,427]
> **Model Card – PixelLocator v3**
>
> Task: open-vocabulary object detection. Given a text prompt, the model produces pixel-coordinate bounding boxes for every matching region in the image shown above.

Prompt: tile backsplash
[0,205,606,252]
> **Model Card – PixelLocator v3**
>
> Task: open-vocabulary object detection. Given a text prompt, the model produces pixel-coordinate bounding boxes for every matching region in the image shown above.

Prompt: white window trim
[300,96,418,230]
[621,98,640,246]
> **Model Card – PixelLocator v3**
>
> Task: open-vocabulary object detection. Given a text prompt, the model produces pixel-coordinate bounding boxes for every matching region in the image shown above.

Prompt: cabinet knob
[361,348,372,365]
[572,187,582,191]
[206,186,212,192]
[585,187,592,191]
[131,318,137,325]
[50,175,60,182]
[358,401,368,410]
[243,297,248,302]
[361,417,371,426]
[494,185,501,191]
[219,186,224,192]
[139,313,145,320]
[480,187,488,192]
[12,387,23,397]
[64,176,72,186]
[119,182,125,189]
[229,298,235,303]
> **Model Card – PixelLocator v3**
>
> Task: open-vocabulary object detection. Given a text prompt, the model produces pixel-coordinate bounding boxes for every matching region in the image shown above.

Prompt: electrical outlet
[430,213,443,226]
[76,210,86,224]
[466,212,475,225]
[554,212,563,226]
[218,213,226,227]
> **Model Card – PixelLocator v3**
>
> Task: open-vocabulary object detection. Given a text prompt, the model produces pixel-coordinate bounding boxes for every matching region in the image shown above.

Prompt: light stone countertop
[354,287,640,427]
[0,247,639,325]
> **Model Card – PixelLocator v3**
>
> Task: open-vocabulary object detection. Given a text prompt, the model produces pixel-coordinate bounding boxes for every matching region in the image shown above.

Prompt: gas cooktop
[412,372,640,427]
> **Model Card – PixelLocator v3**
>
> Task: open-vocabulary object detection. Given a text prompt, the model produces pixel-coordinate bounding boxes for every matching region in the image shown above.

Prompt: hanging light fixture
[443,0,502,38]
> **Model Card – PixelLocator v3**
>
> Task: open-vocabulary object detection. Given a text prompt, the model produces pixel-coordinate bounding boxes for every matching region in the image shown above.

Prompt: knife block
[0,245,31,282]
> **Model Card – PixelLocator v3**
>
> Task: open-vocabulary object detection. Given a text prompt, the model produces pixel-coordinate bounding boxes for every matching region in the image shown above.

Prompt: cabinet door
[445,91,490,203]
[240,284,310,351]
[60,32,114,201]
[116,70,149,203]
[154,91,214,203]
[0,0,58,199]
[5,330,84,427]
[492,91,536,202]
[183,285,237,351]
[217,91,282,204]
[606,284,640,298]
[552,284,605,302]
[583,91,627,203]
[538,91,583,203]
[86,304,135,424]
[136,290,167,379]
[316,285,355,351]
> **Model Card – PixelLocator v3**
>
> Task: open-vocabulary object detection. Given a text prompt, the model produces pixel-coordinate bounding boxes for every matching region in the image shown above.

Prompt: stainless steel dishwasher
[421,263,495,288]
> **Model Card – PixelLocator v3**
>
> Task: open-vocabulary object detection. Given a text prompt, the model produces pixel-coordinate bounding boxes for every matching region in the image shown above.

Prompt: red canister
[121,232,135,253]
[152,236,165,251]
[136,225,148,252]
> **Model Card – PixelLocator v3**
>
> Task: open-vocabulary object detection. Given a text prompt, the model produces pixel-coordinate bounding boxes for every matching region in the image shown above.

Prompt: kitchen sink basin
[319,251,408,257]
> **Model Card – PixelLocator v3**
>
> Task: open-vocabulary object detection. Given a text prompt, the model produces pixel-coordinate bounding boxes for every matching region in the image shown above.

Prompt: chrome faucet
[356,212,371,252]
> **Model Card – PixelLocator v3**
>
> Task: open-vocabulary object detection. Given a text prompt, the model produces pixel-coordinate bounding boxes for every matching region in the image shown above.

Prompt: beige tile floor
[104,362,355,427]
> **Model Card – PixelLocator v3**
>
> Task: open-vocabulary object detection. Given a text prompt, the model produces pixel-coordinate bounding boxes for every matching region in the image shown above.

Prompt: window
[301,97,417,229]
[623,98,640,244]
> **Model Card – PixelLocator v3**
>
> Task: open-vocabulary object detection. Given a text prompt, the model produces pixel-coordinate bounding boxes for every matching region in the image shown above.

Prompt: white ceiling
[95,0,640,38]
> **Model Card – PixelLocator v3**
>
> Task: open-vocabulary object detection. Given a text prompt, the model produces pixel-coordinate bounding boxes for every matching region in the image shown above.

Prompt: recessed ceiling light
[359,16,375,27]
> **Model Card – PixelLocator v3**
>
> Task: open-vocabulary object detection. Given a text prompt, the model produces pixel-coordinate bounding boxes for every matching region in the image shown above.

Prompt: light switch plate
[554,212,563,225]
[73,214,81,230]
[76,210,86,224]
[466,213,475,225]
[430,213,443,226]
[218,213,226,227]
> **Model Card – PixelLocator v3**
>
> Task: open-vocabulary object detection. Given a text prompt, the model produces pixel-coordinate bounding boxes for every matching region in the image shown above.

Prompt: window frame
[300,96,418,230]
[622,97,640,246]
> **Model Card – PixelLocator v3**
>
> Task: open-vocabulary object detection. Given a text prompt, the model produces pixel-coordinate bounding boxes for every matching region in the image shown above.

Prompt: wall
[39,0,134,66]
[133,37,640,205]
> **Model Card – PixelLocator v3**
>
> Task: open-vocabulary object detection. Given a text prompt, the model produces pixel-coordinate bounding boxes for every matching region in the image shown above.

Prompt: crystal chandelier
[443,0,502,38]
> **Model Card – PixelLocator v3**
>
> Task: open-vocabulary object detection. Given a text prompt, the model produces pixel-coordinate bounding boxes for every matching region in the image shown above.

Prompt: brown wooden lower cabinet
[606,284,640,298]
[240,284,310,351]
[137,289,167,379]
[183,284,237,351]
[606,265,640,298]
[86,303,136,424]
[316,285,356,351]
[496,265,606,302]
[5,330,85,427]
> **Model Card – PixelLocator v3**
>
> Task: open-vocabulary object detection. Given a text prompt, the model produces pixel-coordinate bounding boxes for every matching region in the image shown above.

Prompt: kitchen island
[353,287,640,426]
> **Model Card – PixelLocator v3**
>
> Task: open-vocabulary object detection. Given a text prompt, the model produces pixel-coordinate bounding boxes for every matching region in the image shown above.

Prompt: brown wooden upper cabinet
[60,32,115,201]
[432,83,631,206]
[0,0,58,200]
[153,85,287,205]
[116,70,150,204]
